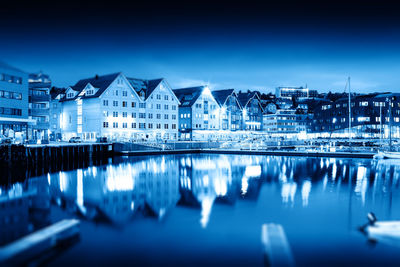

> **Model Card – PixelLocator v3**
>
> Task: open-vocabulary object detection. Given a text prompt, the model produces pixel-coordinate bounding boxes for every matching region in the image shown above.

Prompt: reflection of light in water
[59,171,67,192]
[332,162,337,180]
[342,165,347,180]
[77,169,86,214]
[301,180,312,207]
[193,159,217,170]
[47,173,51,185]
[7,183,23,198]
[320,159,324,169]
[281,182,297,204]
[106,165,135,191]
[241,177,249,195]
[200,197,214,228]
[214,178,227,196]
[244,165,261,177]
[322,174,328,191]
[203,175,209,187]
[180,157,186,167]
[160,157,166,172]
[355,166,368,205]
[131,201,135,210]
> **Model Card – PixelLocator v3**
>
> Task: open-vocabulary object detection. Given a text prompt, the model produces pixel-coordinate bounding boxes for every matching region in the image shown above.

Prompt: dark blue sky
[2,1,400,93]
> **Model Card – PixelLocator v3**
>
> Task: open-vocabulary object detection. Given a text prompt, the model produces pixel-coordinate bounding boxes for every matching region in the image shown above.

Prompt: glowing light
[221,106,226,113]
[106,165,135,191]
[241,177,249,195]
[202,86,212,97]
[332,118,337,123]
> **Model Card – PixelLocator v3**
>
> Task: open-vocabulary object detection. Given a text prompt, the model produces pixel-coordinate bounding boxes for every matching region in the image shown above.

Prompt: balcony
[30,94,50,103]
[30,108,50,116]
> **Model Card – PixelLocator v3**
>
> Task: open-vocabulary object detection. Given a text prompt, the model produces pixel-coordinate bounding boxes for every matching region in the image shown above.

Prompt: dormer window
[67,92,75,98]
[86,89,94,96]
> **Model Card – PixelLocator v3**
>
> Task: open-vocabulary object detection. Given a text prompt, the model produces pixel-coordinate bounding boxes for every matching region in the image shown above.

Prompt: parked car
[69,137,82,143]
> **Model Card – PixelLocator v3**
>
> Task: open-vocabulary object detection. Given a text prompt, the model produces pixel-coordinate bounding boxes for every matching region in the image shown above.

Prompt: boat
[360,213,400,247]
[373,151,400,160]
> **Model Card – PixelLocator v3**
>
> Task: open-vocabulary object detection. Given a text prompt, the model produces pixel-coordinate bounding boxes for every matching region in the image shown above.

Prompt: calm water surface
[1,154,400,266]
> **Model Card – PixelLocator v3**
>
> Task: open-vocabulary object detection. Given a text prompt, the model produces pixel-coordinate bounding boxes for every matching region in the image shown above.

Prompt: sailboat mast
[348,77,351,146]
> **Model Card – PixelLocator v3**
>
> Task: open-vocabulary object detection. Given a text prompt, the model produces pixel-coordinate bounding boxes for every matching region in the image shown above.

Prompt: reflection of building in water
[49,156,180,224]
[0,178,50,246]
[177,154,264,227]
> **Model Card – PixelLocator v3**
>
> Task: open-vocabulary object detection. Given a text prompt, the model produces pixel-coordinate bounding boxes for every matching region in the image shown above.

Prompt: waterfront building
[49,87,65,141]
[236,91,263,131]
[276,86,318,99]
[212,89,242,131]
[312,93,400,138]
[59,73,179,141]
[28,72,51,141]
[173,86,220,140]
[263,109,298,136]
[0,62,31,141]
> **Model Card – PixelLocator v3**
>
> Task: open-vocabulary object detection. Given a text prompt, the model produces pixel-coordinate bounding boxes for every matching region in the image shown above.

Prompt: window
[67,92,74,98]
[139,113,146,118]
[123,112,127,117]
[156,123,161,129]
[172,115,176,120]
[172,105,177,110]
[156,104,161,109]
[103,111,108,117]
[164,124,168,129]
[122,101,127,107]
[113,122,118,128]
[115,90,118,96]
[157,94,161,100]
[122,91,128,96]
[139,103,146,108]
[164,114,168,120]
[103,122,109,128]
[172,124,176,129]
[148,123,153,129]
[113,111,118,117]
[180,114,183,118]
[132,102,136,108]
[164,104,169,110]
[113,101,118,107]
[123,123,127,128]
[164,95,168,100]
[148,113,153,119]
[360,101,369,106]
[132,122,136,128]
[131,112,136,118]
[139,123,146,129]
[156,114,161,119]
[103,100,108,106]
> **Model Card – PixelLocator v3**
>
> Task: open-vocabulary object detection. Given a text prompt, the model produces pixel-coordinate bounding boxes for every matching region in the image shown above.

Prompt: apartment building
[28,72,51,141]
[0,62,31,141]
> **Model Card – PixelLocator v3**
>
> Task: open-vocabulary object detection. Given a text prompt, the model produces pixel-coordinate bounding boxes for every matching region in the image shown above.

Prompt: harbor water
[1,154,400,266]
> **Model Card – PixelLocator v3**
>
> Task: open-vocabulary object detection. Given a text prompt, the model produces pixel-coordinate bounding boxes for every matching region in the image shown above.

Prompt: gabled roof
[173,86,206,107]
[62,72,121,101]
[236,91,261,109]
[211,89,235,107]
[50,87,66,100]
[126,77,164,100]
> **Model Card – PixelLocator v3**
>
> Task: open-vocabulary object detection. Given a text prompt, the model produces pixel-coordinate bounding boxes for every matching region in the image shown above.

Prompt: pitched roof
[236,91,260,108]
[50,87,66,100]
[211,89,235,106]
[173,86,205,107]
[126,77,163,100]
[62,72,121,101]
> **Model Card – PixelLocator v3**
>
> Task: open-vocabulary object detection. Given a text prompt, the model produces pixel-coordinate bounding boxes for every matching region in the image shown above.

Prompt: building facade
[58,73,179,141]
[28,72,51,141]
[276,86,318,99]
[237,91,263,131]
[212,89,242,131]
[173,86,220,140]
[0,62,31,142]
[312,93,400,138]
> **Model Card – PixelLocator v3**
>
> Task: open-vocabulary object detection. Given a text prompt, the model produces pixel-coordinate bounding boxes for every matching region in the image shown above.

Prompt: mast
[348,77,351,147]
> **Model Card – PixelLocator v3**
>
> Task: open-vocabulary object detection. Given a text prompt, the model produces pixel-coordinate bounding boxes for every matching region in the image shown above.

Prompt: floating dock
[261,223,295,267]
[0,219,80,265]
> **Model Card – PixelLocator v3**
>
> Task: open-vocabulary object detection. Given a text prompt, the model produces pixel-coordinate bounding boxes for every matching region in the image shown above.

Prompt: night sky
[2,0,400,93]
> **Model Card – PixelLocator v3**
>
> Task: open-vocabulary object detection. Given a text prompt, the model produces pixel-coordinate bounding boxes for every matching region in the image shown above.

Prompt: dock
[261,223,295,267]
[0,219,80,265]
